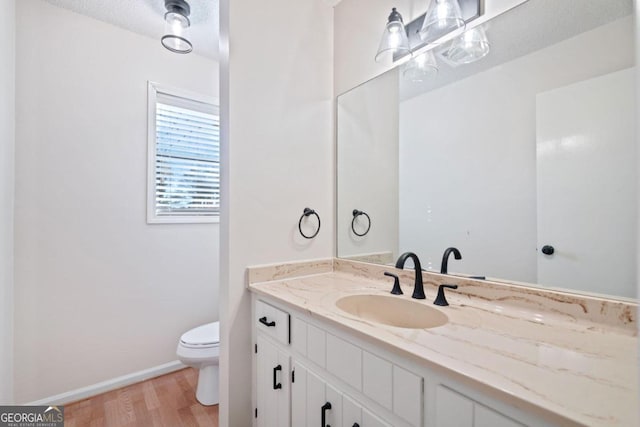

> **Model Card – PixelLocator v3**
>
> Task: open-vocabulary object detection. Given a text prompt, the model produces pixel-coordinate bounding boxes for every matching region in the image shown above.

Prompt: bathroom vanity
[249,1,638,425]
[248,259,637,427]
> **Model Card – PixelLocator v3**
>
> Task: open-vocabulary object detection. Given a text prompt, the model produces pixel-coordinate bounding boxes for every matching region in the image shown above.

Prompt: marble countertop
[248,261,638,427]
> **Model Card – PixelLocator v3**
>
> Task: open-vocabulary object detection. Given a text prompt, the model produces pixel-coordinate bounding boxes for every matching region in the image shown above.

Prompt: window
[147,82,219,223]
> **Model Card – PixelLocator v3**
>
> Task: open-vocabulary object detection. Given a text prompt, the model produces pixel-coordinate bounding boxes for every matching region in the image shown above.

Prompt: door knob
[541,245,555,255]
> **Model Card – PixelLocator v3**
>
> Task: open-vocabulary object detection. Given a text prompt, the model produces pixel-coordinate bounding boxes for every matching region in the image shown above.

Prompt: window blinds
[154,97,220,217]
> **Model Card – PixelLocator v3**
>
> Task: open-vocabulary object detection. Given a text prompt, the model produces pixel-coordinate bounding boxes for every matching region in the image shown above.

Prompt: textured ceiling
[44,0,219,59]
[399,0,633,101]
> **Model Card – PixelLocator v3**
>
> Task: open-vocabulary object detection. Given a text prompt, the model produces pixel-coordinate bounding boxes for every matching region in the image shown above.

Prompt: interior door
[536,68,636,297]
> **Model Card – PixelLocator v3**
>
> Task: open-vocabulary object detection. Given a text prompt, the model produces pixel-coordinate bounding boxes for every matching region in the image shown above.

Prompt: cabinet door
[306,366,327,427]
[362,408,392,427]
[343,395,392,427]
[256,334,290,427]
[342,395,362,427]
[292,362,307,427]
[293,362,343,427]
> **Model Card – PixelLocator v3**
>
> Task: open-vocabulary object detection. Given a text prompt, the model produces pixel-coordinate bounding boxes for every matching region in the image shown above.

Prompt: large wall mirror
[336,0,636,299]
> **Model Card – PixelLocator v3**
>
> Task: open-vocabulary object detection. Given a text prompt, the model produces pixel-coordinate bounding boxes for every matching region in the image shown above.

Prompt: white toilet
[176,321,220,406]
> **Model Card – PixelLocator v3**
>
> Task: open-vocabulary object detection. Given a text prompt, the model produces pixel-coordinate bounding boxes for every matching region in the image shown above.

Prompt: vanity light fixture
[161,0,193,54]
[402,50,439,82]
[420,0,465,44]
[375,0,481,65]
[375,8,410,63]
[444,25,490,64]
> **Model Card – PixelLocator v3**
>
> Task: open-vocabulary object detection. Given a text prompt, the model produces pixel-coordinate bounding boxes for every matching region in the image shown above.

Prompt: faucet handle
[384,272,403,295]
[434,284,458,306]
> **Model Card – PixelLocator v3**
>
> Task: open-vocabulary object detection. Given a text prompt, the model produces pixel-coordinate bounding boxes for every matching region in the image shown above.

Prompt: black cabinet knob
[541,245,555,255]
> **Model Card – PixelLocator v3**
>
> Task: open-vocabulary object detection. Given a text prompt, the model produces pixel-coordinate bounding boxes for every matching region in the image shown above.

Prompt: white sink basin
[335,294,448,329]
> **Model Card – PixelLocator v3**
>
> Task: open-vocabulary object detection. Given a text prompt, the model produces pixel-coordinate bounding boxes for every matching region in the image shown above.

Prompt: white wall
[0,0,16,405]
[337,69,399,261]
[14,0,219,403]
[398,17,634,282]
[219,0,334,425]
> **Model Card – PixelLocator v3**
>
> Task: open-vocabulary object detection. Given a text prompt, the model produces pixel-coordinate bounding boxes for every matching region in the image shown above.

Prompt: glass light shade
[375,9,410,63]
[162,11,193,54]
[419,0,465,44]
[402,51,439,82]
[446,26,490,64]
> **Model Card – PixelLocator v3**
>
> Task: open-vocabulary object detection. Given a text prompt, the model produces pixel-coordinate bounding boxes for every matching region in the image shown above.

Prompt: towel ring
[298,208,321,239]
[351,209,371,237]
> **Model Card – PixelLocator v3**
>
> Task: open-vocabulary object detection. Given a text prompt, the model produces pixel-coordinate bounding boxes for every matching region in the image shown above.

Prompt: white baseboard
[26,360,185,406]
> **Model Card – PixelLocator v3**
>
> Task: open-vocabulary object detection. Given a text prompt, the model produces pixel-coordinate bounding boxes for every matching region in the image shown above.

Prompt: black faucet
[384,272,403,295]
[395,252,425,299]
[434,284,458,306]
[440,247,462,274]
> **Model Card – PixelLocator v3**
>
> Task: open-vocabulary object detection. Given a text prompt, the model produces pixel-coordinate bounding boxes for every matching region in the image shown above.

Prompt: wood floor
[64,368,219,427]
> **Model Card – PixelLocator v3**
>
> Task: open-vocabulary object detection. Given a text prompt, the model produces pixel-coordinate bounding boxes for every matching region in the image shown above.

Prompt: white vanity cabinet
[253,297,399,427]
[253,295,547,427]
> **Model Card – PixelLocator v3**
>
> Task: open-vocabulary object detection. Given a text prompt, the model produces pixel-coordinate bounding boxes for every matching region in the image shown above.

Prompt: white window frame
[147,81,220,224]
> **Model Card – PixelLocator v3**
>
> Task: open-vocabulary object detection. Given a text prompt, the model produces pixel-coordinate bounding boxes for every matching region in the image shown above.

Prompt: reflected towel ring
[351,209,371,237]
[298,208,321,239]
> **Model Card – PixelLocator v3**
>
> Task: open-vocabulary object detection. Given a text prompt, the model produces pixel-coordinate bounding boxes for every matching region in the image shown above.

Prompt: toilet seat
[180,322,220,349]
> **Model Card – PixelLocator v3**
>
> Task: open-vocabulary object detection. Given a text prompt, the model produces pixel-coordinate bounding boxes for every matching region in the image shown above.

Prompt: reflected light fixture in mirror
[445,25,490,64]
[161,0,193,54]
[375,8,410,63]
[402,51,439,82]
[420,0,465,43]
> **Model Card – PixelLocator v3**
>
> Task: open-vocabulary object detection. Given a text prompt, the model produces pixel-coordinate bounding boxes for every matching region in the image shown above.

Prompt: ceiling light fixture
[375,8,410,63]
[161,0,193,54]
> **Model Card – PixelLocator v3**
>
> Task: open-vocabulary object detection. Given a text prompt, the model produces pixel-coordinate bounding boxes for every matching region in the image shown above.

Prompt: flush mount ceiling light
[445,25,490,64]
[161,0,193,54]
[419,0,465,44]
[375,8,410,63]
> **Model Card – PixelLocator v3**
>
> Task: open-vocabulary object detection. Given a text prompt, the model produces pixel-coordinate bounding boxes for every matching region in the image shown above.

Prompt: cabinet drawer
[256,299,290,345]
